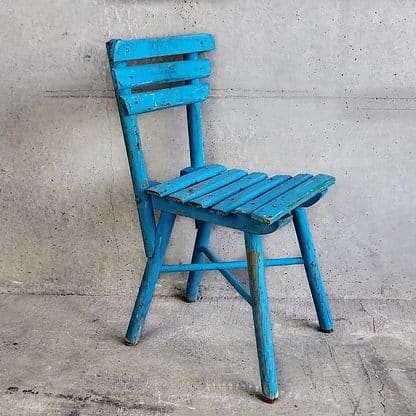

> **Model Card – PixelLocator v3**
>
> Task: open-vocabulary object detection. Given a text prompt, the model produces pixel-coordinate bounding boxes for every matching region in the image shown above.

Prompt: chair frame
[107,34,334,403]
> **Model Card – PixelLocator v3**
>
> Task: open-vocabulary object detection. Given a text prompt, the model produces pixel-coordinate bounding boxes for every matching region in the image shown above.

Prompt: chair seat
[147,164,335,234]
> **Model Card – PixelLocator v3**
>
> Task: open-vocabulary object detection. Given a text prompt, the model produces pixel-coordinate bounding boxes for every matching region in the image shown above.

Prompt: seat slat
[168,169,247,203]
[107,34,215,62]
[120,83,209,115]
[233,174,313,215]
[147,164,226,197]
[251,174,335,225]
[189,172,267,208]
[112,60,211,89]
[210,175,291,216]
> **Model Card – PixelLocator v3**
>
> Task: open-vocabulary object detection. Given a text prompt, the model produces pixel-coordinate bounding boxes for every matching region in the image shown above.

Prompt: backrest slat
[120,83,210,115]
[108,34,214,62]
[112,59,211,89]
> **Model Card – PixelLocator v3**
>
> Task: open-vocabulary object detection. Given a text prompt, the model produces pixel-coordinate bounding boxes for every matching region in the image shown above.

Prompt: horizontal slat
[107,34,215,62]
[112,59,211,89]
[251,174,335,225]
[147,164,226,197]
[167,169,247,203]
[210,175,291,215]
[120,83,209,115]
[189,172,267,208]
[233,174,313,215]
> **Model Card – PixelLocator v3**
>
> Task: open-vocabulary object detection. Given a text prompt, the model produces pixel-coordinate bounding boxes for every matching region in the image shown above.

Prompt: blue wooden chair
[106,33,335,403]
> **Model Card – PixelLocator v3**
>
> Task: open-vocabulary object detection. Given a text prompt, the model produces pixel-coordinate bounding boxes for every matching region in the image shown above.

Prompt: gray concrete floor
[1,292,415,415]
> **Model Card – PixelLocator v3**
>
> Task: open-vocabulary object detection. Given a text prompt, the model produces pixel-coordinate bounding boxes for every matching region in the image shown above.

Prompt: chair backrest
[106,34,215,257]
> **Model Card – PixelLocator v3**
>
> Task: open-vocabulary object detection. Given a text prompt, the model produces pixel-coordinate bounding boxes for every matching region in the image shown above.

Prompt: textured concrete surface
[1,294,415,415]
[1,1,416,415]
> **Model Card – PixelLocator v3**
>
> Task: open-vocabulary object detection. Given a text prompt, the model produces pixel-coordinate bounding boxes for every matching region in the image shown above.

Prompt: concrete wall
[1,1,415,301]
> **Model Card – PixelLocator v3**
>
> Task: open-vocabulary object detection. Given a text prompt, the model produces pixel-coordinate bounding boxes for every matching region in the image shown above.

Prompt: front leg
[245,232,279,402]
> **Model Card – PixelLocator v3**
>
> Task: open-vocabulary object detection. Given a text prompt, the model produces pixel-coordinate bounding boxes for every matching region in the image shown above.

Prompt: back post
[184,52,205,169]
[106,41,156,258]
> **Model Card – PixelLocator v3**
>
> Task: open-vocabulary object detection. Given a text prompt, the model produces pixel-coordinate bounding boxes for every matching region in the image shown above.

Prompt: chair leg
[292,207,333,332]
[185,221,212,302]
[126,211,176,345]
[244,232,278,403]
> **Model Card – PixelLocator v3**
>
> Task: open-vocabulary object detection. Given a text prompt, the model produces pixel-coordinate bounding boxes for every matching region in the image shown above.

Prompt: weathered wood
[293,208,333,332]
[200,247,252,304]
[251,175,335,225]
[107,34,336,402]
[112,59,211,89]
[160,256,303,272]
[233,174,312,215]
[210,175,291,215]
[189,172,267,208]
[120,83,210,115]
[107,57,156,257]
[125,212,176,345]
[147,164,226,197]
[184,51,205,169]
[107,34,215,62]
[245,233,278,402]
[151,194,282,235]
[185,221,212,302]
[168,169,247,203]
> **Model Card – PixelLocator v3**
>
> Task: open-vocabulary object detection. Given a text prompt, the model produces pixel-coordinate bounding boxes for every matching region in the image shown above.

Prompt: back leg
[245,232,278,402]
[185,221,212,302]
[293,207,333,332]
[126,211,176,345]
